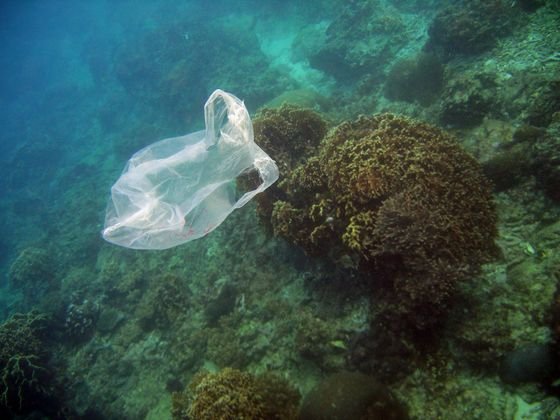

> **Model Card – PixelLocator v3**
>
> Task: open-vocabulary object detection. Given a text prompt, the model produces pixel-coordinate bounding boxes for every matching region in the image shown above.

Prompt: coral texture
[252,105,328,230]
[172,367,299,420]
[270,114,498,331]
[0,311,51,415]
[253,105,328,177]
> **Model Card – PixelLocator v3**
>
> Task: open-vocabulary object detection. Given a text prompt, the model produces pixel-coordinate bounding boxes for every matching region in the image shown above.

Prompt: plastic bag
[102,89,279,250]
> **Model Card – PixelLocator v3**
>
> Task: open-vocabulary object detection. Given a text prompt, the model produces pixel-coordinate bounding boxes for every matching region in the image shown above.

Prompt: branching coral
[172,367,300,420]
[0,311,51,414]
[252,105,328,231]
[269,113,498,331]
[253,105,327,176]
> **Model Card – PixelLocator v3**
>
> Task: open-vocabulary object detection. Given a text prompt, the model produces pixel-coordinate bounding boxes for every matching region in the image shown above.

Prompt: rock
[499,343,556,384]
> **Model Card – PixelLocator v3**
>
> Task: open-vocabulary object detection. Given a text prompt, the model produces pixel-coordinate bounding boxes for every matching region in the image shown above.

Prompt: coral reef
[482,141,534,192]
[269,113,498,332]
[204,312,268,370]
[253,105,328,176]
[293,308,346,372]
[172,367,300,420]
[262,89,327,110]
[204,280,237,325]
[3,1,560,418]
[252,105,328,229]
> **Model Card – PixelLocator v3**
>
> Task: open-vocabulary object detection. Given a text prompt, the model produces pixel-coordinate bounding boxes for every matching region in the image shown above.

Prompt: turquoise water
[1,1,560,418]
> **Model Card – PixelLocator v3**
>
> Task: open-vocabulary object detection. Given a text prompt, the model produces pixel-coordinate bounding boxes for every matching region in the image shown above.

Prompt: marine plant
[269,113,498,332]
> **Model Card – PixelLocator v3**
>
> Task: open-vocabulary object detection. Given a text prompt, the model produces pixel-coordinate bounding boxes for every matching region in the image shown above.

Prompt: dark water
[1,0,559,418]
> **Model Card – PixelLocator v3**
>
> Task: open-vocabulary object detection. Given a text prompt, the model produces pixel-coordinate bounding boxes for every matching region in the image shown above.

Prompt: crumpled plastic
[102,89,279,250]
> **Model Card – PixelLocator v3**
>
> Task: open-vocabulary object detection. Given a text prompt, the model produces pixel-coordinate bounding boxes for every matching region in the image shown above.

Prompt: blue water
[0,0,336,281]
[1,0,559,418]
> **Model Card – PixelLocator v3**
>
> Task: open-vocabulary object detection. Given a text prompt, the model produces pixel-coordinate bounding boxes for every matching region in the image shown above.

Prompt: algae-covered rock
[305,1,408,82]
[8,247,57,308]
[499,343,556,384]
[299,371,408,420]
[440,72,496,127]
[97,308,124,334]
[384,53,444,106]
[426,0,518,58]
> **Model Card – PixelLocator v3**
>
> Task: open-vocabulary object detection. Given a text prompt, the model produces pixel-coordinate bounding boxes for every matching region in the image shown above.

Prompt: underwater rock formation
[383,53,444,106]
[299,371,409,420]
[526,80,560,128]
[266,113,498,332]
[135,274,190,331]
[305,1,407,82]
[482,120,560,200]
[439,72,496,127]
[426,0,518,58]
[499,343,556,384]
[113,19,288,123]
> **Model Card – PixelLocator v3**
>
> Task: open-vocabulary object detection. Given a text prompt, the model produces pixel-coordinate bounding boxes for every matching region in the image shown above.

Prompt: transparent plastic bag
[102,89,279,250]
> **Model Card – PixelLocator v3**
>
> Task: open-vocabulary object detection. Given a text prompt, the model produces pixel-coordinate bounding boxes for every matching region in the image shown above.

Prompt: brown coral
[269,113,498,331]
[172,368,299,420]
[253,105,327,175]
[252,105,328,231]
